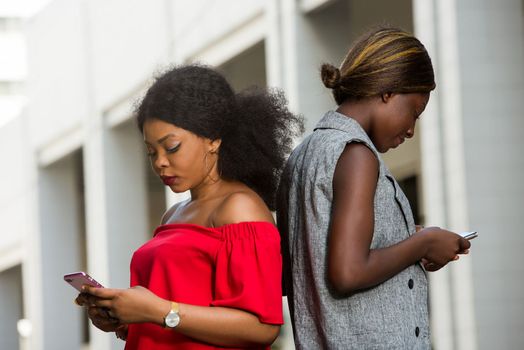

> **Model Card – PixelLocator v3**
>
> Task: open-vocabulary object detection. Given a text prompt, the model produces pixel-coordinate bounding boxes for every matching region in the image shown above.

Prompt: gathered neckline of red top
[153,221,276,237]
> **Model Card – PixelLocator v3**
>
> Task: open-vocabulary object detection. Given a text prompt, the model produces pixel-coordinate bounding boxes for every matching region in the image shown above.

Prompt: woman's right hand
[87,305,123,332]
[76,293,123,333]
[419,227,471,267]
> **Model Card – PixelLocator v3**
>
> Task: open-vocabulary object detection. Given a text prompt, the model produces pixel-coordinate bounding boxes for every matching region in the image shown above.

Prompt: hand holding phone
[64,271,104,292]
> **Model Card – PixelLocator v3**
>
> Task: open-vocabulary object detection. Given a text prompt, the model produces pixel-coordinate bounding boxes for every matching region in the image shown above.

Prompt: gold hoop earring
[203,151,221,183]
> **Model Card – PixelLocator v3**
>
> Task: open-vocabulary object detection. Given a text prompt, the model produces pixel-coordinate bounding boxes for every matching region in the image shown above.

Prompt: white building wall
[0,12,27,131]
[25,0,88,150]
[416,0,524,349]
[457,1,524,349]
[87,0,170,113]
[0,266,23,350]
[0,116,34,350]
[0,117,28,256]
[413,2,456,348]
[436,1,477,348]
[171,0,264,63]
[104,122,150,290]
[0,28,26,81]
[278,0,350,131]
[38,153,85,349]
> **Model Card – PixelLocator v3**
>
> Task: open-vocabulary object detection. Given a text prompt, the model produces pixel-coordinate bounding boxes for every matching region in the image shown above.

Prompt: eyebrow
[157,133,176,144]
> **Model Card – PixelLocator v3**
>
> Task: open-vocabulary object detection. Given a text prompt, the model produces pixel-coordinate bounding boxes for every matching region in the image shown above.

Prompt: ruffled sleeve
[211,222,284,325]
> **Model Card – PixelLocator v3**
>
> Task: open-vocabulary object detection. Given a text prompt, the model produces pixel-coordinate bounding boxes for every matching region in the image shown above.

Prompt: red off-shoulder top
[124,221,283,350]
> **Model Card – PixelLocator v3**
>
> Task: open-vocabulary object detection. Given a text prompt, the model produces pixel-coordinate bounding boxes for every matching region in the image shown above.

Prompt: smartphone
[459,231,478,240]
[64,271,104,292]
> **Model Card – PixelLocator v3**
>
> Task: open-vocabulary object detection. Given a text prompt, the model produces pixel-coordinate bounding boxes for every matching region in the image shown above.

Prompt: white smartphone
[459,231,478,240]
[64,271,104,292]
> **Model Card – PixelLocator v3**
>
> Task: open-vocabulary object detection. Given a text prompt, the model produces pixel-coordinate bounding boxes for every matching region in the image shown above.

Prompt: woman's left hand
[81,285,170,325]
[421,258,443,272]
[416,225,442,271]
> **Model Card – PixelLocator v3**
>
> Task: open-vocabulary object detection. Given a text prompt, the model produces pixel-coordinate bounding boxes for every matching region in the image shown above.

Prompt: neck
[191,171,224,199]
[335,98,377,135]
[190,159,228,201]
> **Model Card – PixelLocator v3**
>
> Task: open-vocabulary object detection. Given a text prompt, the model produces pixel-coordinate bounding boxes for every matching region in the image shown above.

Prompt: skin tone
[76,118,279,347]
[327,92,471,294]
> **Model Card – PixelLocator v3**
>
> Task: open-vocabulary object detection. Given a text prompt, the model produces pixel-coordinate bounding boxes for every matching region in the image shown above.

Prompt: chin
[385,142,402,152]
[169,184,189,193]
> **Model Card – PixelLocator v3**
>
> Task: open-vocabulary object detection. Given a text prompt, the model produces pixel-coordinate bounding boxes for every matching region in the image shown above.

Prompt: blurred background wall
[0,0,523,349]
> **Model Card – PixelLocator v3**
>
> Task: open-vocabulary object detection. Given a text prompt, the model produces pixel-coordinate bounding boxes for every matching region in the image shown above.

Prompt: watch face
[165,311,180,328]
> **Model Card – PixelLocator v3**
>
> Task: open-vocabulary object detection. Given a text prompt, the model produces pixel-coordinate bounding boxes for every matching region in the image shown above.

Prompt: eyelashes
[166,144,181,153]
[147,143,181,157]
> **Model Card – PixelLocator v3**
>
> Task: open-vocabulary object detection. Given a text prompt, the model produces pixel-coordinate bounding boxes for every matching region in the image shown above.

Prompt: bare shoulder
[211,189,274,227]
[333,142,379,204]
[160,199,189,225]
[338,142,378,169]
[335,143,378,185]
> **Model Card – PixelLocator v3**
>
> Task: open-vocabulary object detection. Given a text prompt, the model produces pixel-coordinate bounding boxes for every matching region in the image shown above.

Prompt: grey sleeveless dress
[277,111,430,349]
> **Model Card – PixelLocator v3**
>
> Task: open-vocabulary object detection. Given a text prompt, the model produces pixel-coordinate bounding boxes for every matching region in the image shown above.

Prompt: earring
[203,151,221,183]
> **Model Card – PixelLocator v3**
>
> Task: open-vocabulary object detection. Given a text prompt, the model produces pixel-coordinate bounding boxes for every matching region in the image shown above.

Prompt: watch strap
[163,301,180,328]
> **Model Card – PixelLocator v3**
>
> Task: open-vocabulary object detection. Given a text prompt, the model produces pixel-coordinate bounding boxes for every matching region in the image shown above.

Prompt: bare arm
[327,143,470,294]
[82,286,278,347]
[176,303,279,346]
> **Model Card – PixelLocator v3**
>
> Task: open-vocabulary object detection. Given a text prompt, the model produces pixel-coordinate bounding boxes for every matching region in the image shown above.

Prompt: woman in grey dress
[277,27,472,349]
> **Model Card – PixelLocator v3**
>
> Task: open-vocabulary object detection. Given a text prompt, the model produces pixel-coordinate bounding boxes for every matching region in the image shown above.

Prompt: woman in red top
[76,65,304,349]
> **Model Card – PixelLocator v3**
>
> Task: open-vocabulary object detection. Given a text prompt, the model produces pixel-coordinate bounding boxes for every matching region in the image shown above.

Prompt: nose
[406,123,416,138]
[153,153,169,170]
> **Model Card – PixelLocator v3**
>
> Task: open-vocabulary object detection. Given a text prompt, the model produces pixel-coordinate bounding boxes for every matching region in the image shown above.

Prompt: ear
[381,92,394,103]
[208,139,222,154]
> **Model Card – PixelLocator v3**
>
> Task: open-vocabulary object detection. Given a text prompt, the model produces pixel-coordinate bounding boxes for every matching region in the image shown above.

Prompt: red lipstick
[161,176,178,186]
